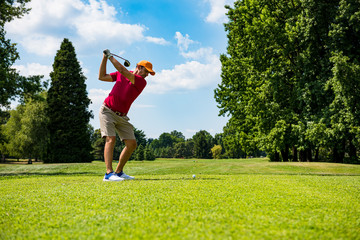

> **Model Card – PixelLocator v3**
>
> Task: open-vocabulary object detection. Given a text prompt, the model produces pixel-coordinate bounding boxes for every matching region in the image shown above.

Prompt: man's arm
[98,54,113,82]
[108,56,135,84]
[98,53,135,84]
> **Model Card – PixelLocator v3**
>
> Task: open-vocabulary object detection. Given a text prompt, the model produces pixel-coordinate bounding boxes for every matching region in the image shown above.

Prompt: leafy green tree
[1,0,30,108]
[18,98,48,162]
[215,0,360,163]
[193,130,214,159]
[211,145,222,159]
[46,38,93,163]
[134,127,147,147]
[0,0,45,107]
[0,110,10,162]
[135,144,145,161]
[91,129,105,160]
[326,0,360,163]
[3,95,48,162]
[159,146,174,158]
[173,142,191,159]
[170,130,185,142]
[1,0,45,159]
[3,105,23,159]
[144,145,156,161]
[185,139,195,158]
[158,133,174,148]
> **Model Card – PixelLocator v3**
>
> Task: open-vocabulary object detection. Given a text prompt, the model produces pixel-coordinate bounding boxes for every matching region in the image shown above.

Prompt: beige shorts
[99,105,135,140]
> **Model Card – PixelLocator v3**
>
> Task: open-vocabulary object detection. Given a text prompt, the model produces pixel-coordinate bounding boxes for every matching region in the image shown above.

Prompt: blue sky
[5,0,235,139]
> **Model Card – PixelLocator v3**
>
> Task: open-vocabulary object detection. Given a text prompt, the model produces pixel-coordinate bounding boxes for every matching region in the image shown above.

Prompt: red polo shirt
[104,71,147,114]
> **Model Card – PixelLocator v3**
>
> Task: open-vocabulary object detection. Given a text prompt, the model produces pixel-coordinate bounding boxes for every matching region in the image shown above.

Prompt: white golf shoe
[116,172,135,180]
[103,172,124,181]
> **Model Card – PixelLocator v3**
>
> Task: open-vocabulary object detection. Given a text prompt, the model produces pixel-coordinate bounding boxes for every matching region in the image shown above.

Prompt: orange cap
[137,60,155,76]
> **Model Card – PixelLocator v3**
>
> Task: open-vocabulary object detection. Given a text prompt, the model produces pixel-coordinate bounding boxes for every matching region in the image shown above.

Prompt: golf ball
[192,174,196,178]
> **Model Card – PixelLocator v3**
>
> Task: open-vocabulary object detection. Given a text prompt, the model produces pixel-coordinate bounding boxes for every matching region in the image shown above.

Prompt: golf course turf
[1,158,359,239]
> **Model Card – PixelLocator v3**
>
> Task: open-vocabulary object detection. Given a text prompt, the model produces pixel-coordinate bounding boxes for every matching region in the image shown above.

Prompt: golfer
[98,49,155,181]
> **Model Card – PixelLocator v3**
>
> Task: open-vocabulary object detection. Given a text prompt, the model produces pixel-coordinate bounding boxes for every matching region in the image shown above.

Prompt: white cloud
[144,32,221,94]
[145,54,220,94]
[13,63,52,78]
[89,88,111,107]
[20,35,63,56]
[204,0,235,24]
[180,47,215,61]
[14,61,88,79]
[145,36,170,45]
[175,32,195,52]
[5,0,168,56]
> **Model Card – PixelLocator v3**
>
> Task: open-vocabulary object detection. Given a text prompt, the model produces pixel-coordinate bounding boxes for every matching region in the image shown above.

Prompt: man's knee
[125,139,137,151]
[105,136,116,146]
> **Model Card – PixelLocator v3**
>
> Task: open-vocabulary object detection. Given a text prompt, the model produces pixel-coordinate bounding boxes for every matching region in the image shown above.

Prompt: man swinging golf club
[99,49,155,181]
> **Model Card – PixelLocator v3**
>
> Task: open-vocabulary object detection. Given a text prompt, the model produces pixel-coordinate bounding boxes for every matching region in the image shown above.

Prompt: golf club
[103,50,130,67]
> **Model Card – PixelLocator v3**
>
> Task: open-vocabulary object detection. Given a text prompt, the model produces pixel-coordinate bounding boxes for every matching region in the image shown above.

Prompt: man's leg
[104,136,116,174]
[115,139,137,173]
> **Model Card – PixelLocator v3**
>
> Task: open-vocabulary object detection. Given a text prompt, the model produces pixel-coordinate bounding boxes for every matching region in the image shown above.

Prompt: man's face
[138,66,150,78]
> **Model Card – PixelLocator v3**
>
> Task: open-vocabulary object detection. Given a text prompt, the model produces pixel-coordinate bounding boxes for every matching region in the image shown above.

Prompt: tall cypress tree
[46,38,93,163]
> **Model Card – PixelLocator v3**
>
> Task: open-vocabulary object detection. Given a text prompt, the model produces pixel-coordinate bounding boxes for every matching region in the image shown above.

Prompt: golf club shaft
[111,52,128,62]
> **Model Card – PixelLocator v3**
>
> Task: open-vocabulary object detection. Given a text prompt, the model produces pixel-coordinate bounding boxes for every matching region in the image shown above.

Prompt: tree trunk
[314,148,319,162]
[274,152,280,162]
[292,146,298,162]
[349,139,357,162]
[333,139,346,163]
[299,150,306,162]
[1,154,5,163]
[281,145,289,162]
[306,148,312,162]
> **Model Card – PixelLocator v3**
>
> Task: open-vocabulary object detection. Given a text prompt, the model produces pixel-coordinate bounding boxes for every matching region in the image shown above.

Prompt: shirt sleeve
[110,72,118,82]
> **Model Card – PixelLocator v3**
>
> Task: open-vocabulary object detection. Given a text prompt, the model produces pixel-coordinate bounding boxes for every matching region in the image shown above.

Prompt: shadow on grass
[1,172,359,178]
[0,172,97,177]
[135,177,222,181]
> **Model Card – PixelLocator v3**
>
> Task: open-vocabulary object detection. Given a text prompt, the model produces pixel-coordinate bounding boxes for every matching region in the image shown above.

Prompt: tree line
[2,0,359,164]
[91,129,233,161]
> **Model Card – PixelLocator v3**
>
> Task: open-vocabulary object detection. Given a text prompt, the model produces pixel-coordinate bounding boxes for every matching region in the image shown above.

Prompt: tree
[3,105,23,159]
[326,0,360,163]
[3,95,48,162]
[193,130,214,159]
[0,110,10,162]
[1,0,30,108]
[215,0,360,163]
[144,145,156,161]
[174,141,193,159]
[0,0,44,107]
[0,0,44,158]
[18,97,48,162]
[170,130,185,142]
[135,144,145,161]
[91,129,105,160]
[211,145,222,159]
[46,38,93,163]
[158,133,175,148]
[134,127,147,147]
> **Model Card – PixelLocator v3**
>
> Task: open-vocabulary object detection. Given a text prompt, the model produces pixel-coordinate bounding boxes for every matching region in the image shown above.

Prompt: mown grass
[1,158,360,239]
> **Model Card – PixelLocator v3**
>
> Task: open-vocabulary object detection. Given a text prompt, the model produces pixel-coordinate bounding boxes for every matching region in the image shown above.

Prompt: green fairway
[1,158,359,239]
